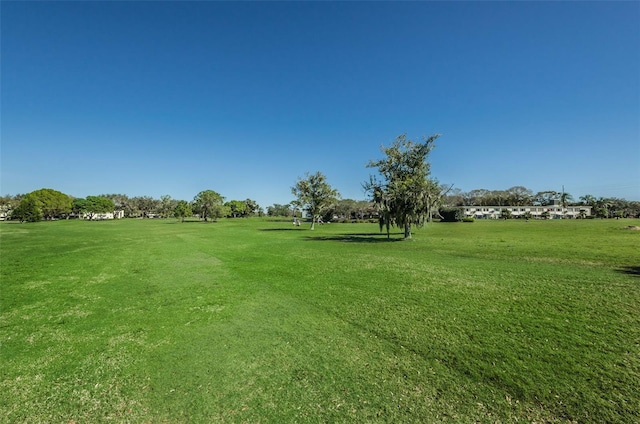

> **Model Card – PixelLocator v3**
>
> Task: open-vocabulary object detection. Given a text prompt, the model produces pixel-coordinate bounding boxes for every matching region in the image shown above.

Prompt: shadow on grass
[617,266,640,277]
[259,228,306,231]
[165,220,219,224]
[304,232,405,243]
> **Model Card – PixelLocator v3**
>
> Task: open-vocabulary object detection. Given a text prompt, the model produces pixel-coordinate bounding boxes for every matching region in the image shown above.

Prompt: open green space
[1,218,639,423]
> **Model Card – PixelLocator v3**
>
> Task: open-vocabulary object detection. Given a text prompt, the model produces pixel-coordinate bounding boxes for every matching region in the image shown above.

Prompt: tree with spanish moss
[365,133,441,239]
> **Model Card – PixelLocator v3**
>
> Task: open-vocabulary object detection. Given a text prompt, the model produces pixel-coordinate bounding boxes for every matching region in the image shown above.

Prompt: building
[462,205,592,219]
[80,210,125,220]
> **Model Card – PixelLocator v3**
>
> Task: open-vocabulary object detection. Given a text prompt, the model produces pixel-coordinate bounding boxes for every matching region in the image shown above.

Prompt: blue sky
[2,1,639,207]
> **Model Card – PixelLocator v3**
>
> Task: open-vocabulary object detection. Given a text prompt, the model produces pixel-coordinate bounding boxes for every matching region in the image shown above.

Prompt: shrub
[462,217,475,222]
[439,207,463,222]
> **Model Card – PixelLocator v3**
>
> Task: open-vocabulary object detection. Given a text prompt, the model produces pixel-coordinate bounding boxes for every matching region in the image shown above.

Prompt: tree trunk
[310,215,315,230]
[404,223,411,239]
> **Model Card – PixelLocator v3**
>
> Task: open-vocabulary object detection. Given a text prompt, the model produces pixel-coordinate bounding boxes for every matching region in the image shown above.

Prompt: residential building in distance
[462,204,592,219]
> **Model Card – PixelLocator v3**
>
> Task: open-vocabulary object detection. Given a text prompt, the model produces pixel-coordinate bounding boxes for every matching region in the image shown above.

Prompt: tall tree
[72,198,89,217]
[291,172,340,230]
[534,190,558,206]
[173,200,192,223]
[225,200,247,218]
[27,188,72,219]
[73,196,114,220]
[193,190,225,222]
[505,186,534,206]
[335,199,358,220]
[266,203,292,217]
[11,196,42,222]
[159,195,177,218]
[101,194,133,217]
[365,133,440,239]
[244,199,260,216]
[130,196,155,218]
[579,194,597,207]
[85,196,115,220]
[560,191,574,210]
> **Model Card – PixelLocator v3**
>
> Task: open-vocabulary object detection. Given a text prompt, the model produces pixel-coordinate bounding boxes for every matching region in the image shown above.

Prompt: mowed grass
[1,218,639,423]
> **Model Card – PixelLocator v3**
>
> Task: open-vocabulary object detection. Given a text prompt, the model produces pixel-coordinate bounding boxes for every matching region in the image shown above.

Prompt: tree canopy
[193,190,225,222]
[366,133,441,239]
[26,188,72,220]
[291,172,340,230]
[173,200,192,223]
[11,196,42,222]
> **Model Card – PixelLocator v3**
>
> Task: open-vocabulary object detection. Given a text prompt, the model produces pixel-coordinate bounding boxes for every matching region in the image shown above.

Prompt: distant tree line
[3,185,637,224]
[0,189,264,223]
[442,187,640,218]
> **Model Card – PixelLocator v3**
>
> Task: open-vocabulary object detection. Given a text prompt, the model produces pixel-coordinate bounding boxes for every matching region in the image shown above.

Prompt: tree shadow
[259,228,306,231]
[304,232,405,243]
[165,220,216,224]
[617,266,640,278]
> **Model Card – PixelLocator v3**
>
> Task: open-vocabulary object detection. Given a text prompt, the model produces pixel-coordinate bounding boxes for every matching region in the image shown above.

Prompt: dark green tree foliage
[87,196,115,219]
[11,196,42,222]
[173,200,192,223]
[101,194,134,217]
[366,133,440,239]
[291,172,340,230]
[132,196,156,218]
[439,207,463,222]
[244,199,260,216]
[72,196,114,220]
[266,204,292,217]
[193,190,225,222]
[225,200,248,218]
[159,195,177,218]
[72,198,89,215]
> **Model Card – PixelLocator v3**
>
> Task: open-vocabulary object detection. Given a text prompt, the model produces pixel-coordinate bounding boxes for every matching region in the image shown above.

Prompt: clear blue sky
[2,1,639,207]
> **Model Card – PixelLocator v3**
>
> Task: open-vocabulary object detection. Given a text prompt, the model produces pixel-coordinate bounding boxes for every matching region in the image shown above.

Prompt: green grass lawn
[1,218,639,423]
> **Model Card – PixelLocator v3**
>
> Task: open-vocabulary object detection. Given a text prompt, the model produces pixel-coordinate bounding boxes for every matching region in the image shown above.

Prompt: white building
[80,210,125,220]
[462,205,592,219]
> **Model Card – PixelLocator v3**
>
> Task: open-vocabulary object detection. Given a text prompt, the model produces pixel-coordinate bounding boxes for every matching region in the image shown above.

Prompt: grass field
[1,217,639,423]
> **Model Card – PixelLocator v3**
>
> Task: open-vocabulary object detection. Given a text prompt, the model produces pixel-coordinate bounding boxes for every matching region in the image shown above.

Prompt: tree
[193,190,225,222]
[534,191,558,206]
[27,188,72,220]
[11,196,42,222]
[560,191,573,210]
[174,200,192,223]
[72,197,89,217]
[335,199,358,220]
[579,194,597,207]
[85,196,115,220]
[73,196,114,220]
[291,172,340,230]
[0,195,21,219]
[132,196,156,218]
[505,186,533,206]
[365,133,440,239]
[244,199,260,217]
[101,193,133,217]
[225,200,248,218]
[267,203,292,217]
[159,195,177,218]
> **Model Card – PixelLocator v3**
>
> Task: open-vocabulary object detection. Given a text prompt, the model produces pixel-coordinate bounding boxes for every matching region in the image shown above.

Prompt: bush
[462,217,475,222]
[440,207,463,222]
